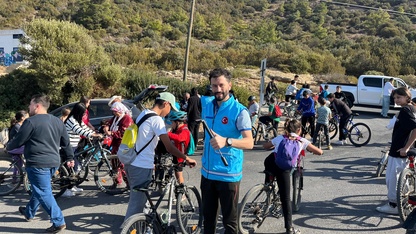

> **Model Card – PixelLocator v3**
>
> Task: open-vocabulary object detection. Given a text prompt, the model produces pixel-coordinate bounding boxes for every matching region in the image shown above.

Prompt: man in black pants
[327,93,352,145]
[187,87,201,148]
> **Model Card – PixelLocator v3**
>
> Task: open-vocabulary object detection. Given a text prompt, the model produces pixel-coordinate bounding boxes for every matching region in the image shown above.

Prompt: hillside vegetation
[1,0,416,127]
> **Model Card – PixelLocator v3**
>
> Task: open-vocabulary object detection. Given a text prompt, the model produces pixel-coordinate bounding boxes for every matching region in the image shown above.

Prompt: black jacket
[187,95,201,121]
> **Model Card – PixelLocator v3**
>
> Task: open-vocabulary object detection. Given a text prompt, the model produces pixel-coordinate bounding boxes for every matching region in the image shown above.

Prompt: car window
[363,77,382,88]
[90,103,113,118]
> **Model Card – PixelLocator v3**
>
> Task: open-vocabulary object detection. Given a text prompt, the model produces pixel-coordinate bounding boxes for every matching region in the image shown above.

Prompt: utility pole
[183,0,196,81]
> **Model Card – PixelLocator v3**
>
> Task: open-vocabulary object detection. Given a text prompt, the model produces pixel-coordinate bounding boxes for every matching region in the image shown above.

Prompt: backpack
[273,105,282,118]
[186,132,195,156]
[274,135,301,170]
[117,113,157,165]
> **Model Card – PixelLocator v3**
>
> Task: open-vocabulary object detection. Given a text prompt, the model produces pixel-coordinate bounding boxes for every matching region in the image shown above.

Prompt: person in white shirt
[381,78,395,118]
[285,80,298,102]
[247,96,259,127]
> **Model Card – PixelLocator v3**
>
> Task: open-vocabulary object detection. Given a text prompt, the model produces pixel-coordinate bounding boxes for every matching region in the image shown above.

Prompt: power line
[321,0,416,17]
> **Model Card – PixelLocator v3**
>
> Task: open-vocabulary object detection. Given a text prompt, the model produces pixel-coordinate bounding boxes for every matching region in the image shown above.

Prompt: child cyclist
[263,119,323,234]
[167,111,191,184]
[312,97,332,150]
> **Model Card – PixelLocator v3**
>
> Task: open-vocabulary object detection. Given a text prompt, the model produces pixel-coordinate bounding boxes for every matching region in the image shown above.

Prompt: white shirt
[383,81,395,96]
[131,110,167,169]
[285,84,298,96]
[271,134,310,157]
[248,102,259,116]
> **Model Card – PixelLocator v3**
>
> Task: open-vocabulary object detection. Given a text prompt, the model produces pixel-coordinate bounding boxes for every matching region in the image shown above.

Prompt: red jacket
[168,124,191,163]
[107,114,133,154]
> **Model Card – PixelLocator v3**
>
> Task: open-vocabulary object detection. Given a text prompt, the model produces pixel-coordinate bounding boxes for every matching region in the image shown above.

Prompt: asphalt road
[0,106,407,234]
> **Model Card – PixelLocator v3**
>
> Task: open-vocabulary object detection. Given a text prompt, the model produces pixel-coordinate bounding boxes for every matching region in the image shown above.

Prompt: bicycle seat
[407,149,416,157]
[262,170,275,177]
[352,113,359,116]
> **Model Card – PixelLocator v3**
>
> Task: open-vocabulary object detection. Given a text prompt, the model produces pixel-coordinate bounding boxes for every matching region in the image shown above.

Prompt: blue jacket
[297,97,316,117]
[202,95,248,182]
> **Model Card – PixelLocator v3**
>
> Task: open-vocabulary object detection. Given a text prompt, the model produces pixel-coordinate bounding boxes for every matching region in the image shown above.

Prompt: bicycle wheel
[94,154,128,195]
[121,214,162,234]
[348,123,371,147]
[263,126,277,142]
[0,156,23,196]
[397,168,416,222]
[375,151,388,177]
[176,186,202,234]
[328,120,338,140]
[254,124,261,145]
[317,130,323,149]
[238,184,272,234]
[292,168,303,212]
[24,164,69,198]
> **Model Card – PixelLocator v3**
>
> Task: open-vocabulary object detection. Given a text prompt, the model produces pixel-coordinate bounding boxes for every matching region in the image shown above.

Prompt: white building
[0,29,25,65]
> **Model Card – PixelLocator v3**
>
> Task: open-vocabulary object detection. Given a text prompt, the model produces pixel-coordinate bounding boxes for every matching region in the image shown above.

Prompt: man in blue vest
[201,68,254,234]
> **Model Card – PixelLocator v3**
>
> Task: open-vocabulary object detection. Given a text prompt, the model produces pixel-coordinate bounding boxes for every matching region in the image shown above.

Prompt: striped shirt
[65,116,95,148]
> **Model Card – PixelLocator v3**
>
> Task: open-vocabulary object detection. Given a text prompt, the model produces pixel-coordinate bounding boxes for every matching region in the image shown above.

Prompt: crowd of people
[4,70,416,234]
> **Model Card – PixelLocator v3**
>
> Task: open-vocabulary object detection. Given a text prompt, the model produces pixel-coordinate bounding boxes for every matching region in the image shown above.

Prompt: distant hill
[2,0,416,78]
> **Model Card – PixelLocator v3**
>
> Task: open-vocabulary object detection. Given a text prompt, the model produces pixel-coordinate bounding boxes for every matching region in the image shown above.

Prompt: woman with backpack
[166,111,192,185]
[259,96,281,131]
[263,119,322,234]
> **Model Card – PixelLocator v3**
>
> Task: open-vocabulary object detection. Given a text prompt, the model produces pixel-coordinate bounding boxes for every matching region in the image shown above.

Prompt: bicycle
[328,113,371,147]
[238,155,305,234]
[278,100,300,119]
[397,150,416,222]
[121,154,202,234]
[253,121,277,145]
[375,147,389,177]
[0,154,25,195]
[24,137,117,198]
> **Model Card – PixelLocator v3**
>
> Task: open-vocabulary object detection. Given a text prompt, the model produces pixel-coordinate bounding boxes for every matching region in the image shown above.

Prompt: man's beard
[214,92,228,102]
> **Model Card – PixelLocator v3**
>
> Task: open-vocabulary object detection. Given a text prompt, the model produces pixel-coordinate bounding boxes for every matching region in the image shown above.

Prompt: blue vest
[202,95,247,182]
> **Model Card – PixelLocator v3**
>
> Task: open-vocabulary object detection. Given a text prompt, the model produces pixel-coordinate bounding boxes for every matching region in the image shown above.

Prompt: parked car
[320,75,416,108]
[49,84,168,129]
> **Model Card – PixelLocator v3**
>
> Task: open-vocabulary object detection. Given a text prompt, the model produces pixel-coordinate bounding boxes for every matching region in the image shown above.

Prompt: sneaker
[376,203,398,215]
[18,206,32,221]
[326,145,333,150]
[61,189,75,197]
[334,140,344,145]
[45,224,66,233]
[343,139,349,145]
[70,186,83,193]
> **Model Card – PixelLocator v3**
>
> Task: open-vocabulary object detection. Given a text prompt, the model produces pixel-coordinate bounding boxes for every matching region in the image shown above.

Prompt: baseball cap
[156,92,179,111]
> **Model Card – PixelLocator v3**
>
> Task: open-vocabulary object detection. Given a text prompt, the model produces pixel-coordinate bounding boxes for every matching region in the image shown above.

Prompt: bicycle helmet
[248,96,256,102]
[168,111,187,121]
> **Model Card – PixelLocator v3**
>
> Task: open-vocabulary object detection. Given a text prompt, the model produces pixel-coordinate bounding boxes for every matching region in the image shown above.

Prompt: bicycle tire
[292,168,302,212]
[94,154,128,195]
[396,168,416,222]
[348,123,371,147]
[176,186,202,234]
[0,156,23,196]
[328,119,338,140]
[24,164,69,198]
[121,213,162,234]
[238,184,272,234]
[375,151,388,177]
[317,131,323,149]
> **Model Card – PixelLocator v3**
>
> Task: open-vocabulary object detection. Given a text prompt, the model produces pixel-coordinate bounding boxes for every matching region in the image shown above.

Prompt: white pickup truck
[321,75,416,108]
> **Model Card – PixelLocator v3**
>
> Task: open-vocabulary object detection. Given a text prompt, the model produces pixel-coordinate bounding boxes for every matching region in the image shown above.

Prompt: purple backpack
[274,135,301,170]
